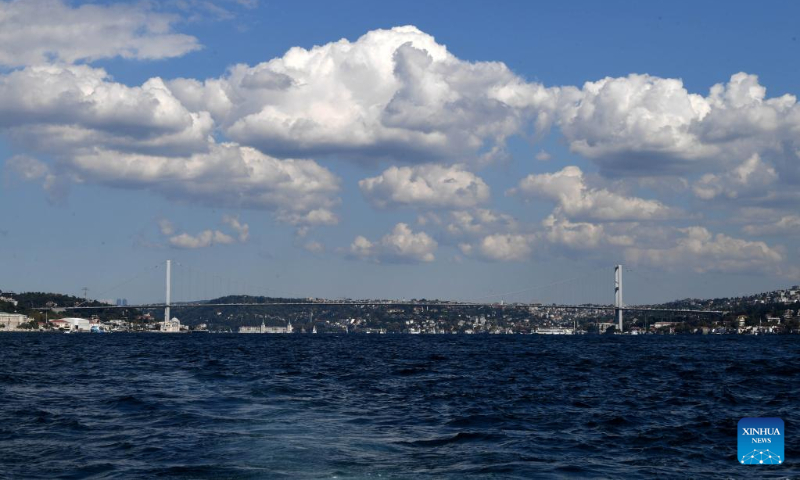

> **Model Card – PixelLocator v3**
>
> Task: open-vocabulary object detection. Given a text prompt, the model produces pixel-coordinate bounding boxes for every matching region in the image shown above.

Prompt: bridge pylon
[614,265,623,333]
[164,259,171,328]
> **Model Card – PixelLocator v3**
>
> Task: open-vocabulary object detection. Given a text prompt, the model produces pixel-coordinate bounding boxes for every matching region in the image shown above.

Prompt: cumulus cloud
[4,154,70,203]
[442,209,517,238]
[0,62,343,225]
[5,154,49,180]
[542,215,634,250]
[349,223,437,263]
[692,154,777,200]
[556,73,800,183]
[511,166,677,221]
[12,143,341,226]
[743,215,800,236]
[169,230,236,249]
[277,208,339,227]
[474,233,535,262]
[359,164,489,209]
[303,241,325,254]
[0,64,212,156]
[158,219,176,236]
[624,226,784,274]
[169,25,559,163]
[454,214,632,263]
[4,18,800,273]
[161,215,250,249]
[222,215,250,242]
[557,74,711,173]
[0,0,200,67]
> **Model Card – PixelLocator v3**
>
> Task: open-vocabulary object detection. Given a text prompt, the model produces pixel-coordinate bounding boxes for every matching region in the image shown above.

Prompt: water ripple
[0,334,798,478]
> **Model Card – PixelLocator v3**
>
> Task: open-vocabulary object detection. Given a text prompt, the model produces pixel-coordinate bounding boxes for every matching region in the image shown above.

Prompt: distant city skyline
[2,0,800,304]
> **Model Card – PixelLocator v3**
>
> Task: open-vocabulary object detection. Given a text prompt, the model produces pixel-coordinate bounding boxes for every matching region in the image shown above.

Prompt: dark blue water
[1,334,798,479]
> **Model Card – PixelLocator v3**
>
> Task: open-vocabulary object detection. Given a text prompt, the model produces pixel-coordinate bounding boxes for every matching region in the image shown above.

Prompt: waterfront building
[49,319,70,330]
[0,312,30,330]
[239,320,293,334]
[597,322,615,333]
[160,317,182,333]
[653,322,679,330]
[61,318,91,332]
[534,327,574,335]
[737,315,747,328]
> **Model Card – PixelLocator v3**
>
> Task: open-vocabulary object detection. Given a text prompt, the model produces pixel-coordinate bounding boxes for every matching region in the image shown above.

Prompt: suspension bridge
[44,260,727,333]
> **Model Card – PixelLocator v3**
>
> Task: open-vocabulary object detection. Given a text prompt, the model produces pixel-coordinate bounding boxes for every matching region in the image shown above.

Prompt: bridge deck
[42,302,725,315]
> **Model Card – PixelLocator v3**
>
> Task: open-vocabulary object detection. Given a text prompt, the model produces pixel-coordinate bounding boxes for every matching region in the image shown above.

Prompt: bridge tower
[614,265,623,332]
[164,259,171,328]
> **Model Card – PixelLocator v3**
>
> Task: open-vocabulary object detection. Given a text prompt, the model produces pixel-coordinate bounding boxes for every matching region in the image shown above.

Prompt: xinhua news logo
[738,417,784,465]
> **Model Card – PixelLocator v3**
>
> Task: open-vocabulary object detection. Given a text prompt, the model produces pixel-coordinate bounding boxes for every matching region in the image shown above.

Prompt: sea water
[0,334,797,478]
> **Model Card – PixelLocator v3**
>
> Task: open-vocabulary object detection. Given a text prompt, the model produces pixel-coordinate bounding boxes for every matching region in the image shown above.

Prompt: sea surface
[0,334,798,479]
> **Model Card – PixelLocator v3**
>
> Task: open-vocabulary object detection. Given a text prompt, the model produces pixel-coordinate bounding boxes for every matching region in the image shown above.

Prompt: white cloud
[457,243,473,256]
[0,0,200,67]
[512,166,677,221]
[0,65,212,156]
[359,164,489,209]
[476,233,535,262]
[161,215,250,249]
[0,63,341,225]
[349,223,437,263]
[542,215,634,250]
[4,154,70,203]
[534,149,552,161]
[624,226,784,274]
[5,154,48,180]
[222,215,250,242]
[556,72,800,183]
[4,19,800,267]
[692,154,777,200]
[158,219,176,236]
[443,209,517,238]
[278,208,339,227]
[743,215,800,236]
[557,74,712,172]
[169,230,236,249]
[303,241,325,254]
[50,144,340,225]
[349,235,375,260]
[170,25,559,163]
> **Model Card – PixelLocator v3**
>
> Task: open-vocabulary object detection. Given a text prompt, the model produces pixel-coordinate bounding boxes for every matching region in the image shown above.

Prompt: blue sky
[1,0,799,305]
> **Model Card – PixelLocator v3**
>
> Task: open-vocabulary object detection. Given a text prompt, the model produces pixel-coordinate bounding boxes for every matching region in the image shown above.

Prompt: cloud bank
[0,13,796,276]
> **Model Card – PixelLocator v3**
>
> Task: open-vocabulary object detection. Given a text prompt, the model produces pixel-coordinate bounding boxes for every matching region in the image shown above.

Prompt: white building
[62,317,91,332]
[534,327,574,335]
[160,317,183,333]
[0,312,30,330]
[239,320,293,334]
[0,296,18,307]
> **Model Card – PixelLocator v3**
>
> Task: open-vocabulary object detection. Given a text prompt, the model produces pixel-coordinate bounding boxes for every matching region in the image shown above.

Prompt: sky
[1,0,800,305]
